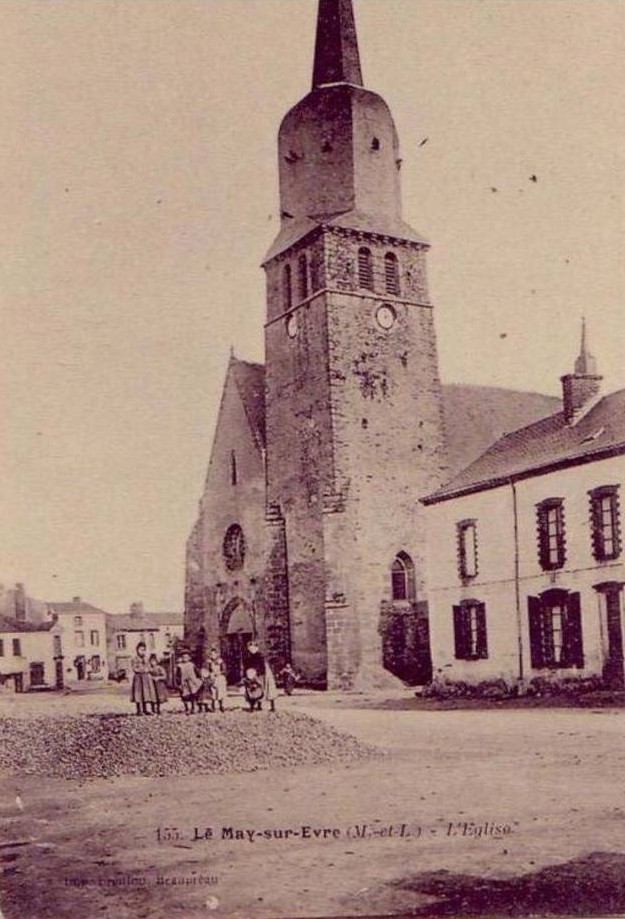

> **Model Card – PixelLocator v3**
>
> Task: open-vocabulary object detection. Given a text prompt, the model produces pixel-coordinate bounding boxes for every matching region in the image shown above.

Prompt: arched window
[384,252,400,295]
[298,253,308,301]
[391,551,416,602]
[283,264,292,310]
[358,247,374,291]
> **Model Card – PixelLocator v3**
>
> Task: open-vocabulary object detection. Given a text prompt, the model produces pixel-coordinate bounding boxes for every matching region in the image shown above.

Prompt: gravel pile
[0,711,377,780]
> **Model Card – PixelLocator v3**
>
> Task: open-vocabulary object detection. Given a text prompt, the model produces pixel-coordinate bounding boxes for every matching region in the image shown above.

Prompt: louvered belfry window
[358,247,374,291]
[384,251,400,295]
[283,263,292,310]
[528,590,584,669]
[298,254,308,301]
[589,486,621,561]
[536,498,566,570]
[453,600,488,660]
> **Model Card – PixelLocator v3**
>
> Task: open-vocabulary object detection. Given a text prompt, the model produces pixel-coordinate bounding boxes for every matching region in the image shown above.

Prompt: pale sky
[2,0,624,613]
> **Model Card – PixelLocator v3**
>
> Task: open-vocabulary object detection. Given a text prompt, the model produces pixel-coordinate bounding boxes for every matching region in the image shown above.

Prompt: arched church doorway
[380,552,432,686]
[221,598,254,685]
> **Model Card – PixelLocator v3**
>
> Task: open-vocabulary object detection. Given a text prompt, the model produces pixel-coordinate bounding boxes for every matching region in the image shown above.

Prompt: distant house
[423,330,625,691]
[106,603,183,679]
[47,597,109,682]
[0,615,63,692]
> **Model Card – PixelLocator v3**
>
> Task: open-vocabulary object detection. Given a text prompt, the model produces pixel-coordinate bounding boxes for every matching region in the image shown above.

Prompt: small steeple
[312,0,363,89]
[574,316,598,376]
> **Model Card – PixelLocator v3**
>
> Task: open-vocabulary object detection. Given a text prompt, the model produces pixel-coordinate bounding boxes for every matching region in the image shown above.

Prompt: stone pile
[0,711,376,780]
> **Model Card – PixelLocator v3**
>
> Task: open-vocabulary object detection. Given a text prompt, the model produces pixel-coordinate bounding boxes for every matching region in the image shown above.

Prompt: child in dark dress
[130,642,157,716]
[243,667,264,712]
[148,654,168,715]
[176,650,202,715]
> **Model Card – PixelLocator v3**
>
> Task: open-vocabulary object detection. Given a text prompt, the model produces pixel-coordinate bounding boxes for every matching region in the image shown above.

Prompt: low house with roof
[106,603,183,680]
[0,616,63,692]
[422,325,625,691]
[47,597,109,682]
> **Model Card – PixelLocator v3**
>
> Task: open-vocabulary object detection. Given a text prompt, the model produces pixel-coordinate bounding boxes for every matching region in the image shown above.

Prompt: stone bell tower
[264,0,447,689]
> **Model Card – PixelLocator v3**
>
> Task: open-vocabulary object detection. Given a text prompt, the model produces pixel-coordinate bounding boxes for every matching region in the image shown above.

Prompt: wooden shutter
[476,603,488,659]
[528,596,544,669]
[453,605,467,659]
[565,592,584,669]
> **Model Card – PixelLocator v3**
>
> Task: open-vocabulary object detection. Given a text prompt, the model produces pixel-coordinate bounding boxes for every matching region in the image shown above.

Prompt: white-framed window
[90,630,99,647]
[74,616,83,627]
[457,519,478,580]
[75,631,85,648]
[116,633,127,651]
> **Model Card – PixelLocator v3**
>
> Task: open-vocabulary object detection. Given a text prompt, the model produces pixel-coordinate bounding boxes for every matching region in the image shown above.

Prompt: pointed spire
[312,0,363,90]
[574,316,598,376]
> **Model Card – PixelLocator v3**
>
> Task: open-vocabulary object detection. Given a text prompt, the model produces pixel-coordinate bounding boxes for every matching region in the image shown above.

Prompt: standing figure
[207,647,227,713]
[242,667,264,712]
[131,641,157,716]
[280,662,299,696]
[148,654,168,715]
[196,666,213,713]
[176,649,202,715]
[243,641,278,713]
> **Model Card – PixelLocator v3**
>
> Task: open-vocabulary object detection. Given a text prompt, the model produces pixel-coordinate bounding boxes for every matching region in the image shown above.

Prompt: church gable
[202,357,265,500]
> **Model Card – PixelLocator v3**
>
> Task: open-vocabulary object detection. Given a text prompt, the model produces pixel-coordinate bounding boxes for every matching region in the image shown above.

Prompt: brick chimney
[561,318,602,424]
[130,602,144,619]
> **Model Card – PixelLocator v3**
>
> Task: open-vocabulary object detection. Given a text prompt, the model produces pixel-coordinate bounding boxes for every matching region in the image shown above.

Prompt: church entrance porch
[379,601,433,687]
[220,598,254,686]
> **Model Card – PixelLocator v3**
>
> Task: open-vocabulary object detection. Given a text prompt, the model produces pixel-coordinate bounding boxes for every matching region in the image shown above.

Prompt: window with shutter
[528,590,584,669]
[589,486,621,561]
[453,600,488,660]
[358,247,374,291]
[536,498,566,570]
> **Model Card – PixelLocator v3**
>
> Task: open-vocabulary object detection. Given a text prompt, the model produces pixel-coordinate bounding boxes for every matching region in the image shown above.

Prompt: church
[183,0,562,690]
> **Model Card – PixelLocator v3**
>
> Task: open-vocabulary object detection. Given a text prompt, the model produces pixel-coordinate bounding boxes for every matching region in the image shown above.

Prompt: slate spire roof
[574,316,598,377]
[312,0,363,89]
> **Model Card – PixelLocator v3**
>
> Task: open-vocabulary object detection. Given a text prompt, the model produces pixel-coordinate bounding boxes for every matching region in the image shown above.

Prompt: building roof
[0,615,54,634]
[231,358,266,450]
[424,388,625,504]
[263,209,429,265]
[442,384,560,479]
[48,600,109,617]
[106,611,183,632]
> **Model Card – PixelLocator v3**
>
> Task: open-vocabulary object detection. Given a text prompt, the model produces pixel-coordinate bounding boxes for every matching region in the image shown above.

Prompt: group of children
[130,639,289,715]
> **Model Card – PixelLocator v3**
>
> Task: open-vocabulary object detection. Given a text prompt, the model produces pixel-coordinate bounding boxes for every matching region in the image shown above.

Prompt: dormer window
[384,252,400,295]
[358,247,374,291]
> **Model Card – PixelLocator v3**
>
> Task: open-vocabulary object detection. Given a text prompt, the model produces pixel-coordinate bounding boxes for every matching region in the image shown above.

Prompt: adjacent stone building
[185,0,560,689]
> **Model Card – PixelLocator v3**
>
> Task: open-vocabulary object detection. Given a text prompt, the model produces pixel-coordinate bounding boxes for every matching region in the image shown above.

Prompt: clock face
[286,313,298,338]
[376,304,397,330]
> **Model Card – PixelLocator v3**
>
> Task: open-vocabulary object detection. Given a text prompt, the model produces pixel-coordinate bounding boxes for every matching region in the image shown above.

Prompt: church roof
[225,360,560,483]
[230,358,266,450]
[263,207,429,265]
[424,388,625,504]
